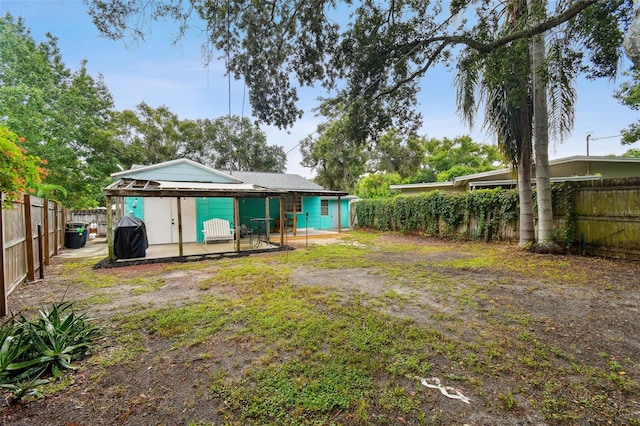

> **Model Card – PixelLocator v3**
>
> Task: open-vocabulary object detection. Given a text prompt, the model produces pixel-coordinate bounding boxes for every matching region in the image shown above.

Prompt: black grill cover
[114,216,149,259]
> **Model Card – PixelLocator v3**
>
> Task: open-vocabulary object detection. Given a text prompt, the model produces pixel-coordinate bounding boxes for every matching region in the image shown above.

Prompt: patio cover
[103,177,347,261]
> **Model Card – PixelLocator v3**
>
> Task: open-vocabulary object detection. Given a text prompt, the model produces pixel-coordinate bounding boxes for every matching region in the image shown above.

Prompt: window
[284,195,303,213]
[321,199,329,216]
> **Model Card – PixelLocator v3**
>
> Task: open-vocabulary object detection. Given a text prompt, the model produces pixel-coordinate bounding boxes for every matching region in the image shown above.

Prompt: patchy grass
[7,231,640,425]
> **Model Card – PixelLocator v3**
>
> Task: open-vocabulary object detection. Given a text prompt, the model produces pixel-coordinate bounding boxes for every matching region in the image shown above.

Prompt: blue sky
[2,0,638,178]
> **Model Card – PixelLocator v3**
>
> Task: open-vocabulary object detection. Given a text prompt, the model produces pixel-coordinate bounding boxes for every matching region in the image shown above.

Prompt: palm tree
[484,82,536,245]
[455,1,536,246]
[528,0,554,245]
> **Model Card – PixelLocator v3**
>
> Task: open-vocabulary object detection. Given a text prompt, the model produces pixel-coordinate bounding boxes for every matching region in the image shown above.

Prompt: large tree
[0,127,46,207]
[85,0,606,137]
[615,70,640,144]
[113,107,287,172]
[201,115,287,172]
[423,136,502,182]
[85,1,632,234]
[300,116,368,192]
[0,14,120,208]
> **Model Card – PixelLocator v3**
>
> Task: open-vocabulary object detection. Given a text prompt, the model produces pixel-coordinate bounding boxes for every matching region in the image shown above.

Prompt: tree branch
[426,0,598,54]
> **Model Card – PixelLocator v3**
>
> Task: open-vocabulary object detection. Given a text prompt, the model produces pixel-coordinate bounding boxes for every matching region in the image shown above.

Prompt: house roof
[227,171,329,192]
[105,159,347,198]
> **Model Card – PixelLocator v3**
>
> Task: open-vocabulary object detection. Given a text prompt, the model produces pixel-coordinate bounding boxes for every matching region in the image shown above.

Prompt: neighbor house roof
[391,156,640,194]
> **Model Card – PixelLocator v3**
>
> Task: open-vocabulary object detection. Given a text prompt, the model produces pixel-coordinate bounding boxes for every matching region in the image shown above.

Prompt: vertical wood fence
[67,209,108,236]
[1,193,64,316]
[354,177,640,260]
[571,178,640,259]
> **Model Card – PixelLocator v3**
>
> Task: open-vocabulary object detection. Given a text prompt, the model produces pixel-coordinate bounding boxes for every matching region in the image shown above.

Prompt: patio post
[292,193,298,236]
[265,197,270,243]
[176,197,183,257]
[106,195,115,261]
[279,197,285,246]
[338,196,342,233]
[233,197,240,252]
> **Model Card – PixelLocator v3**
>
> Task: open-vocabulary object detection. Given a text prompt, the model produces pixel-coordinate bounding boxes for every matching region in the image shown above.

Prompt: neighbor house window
[284,195,303,213]
[321,200,329,216]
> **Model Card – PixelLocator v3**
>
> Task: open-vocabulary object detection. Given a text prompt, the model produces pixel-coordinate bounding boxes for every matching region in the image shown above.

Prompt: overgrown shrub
[0,302,99,403]
[353,185,582,245]
[354,189,520,240]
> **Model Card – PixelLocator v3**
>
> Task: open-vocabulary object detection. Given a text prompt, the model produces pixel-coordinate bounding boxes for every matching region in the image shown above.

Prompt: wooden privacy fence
[67,209,107,236]
[1,194,65,316]
[354,177,640,260]
[571,177,640,259]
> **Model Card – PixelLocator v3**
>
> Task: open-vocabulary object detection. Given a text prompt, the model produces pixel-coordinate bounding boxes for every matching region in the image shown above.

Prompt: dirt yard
[1,232,639,425]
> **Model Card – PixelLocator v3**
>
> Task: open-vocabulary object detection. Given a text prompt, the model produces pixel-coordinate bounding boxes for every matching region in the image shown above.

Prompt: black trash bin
[114,216,149,259]
[65,222,88,249]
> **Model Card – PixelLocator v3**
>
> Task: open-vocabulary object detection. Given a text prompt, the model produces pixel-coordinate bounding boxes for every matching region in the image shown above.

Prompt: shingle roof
[227,171,326,191]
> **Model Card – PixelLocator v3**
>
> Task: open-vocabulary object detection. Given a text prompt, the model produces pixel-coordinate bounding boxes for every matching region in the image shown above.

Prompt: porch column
[233,197,240,252]
[292,193,298,236]
[265,197,270,243]
[338,196,342,233]
[106,195,115,261]
[176,197,183,257]
[279,197,285,246]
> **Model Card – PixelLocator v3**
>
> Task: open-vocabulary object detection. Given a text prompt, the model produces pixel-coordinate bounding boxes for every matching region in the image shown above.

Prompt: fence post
[53,202,59,256]
[0,193,6,316]
[37,223,44,280]
[43,199,50,265]
[24,194,35,282]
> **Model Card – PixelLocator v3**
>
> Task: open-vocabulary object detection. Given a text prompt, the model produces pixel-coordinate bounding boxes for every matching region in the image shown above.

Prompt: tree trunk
[623,1,640,67]
[518,149,535,246]
[528,0,554,244]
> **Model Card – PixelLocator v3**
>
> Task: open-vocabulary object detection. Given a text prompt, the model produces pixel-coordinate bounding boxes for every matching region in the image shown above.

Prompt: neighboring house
[391,156,640,195]
[105,159,350,246]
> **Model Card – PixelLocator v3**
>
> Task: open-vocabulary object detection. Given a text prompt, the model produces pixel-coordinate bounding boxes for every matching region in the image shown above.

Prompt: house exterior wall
[125,197,144,219]
[558,161,640,178]
[124,195,351,244]
[195,198,234,243]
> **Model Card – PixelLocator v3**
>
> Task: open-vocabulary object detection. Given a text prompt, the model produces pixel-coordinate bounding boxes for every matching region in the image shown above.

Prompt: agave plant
[0,376,50,403]
[0,302,99,403]
[23,302,100,377]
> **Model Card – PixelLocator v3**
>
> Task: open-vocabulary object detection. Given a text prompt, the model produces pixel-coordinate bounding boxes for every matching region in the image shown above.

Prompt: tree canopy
[0,127,46,207]
[113,108,287,173]
[0,14,118,208]
[615,70,640,144]
[84,0,626,145]
[0,14,289,207]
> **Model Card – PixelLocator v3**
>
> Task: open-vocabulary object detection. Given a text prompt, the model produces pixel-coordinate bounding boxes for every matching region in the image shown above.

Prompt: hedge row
[353,185,578,243]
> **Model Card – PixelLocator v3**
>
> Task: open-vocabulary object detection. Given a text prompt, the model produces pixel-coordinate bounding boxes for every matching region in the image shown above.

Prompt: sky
[1,0,638,178]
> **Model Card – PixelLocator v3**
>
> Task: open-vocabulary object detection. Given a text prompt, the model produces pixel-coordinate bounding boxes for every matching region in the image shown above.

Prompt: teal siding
[195,198,234,243]
[340,199,350,228]
[299,197,320,230]
[193,195,350,241]
[239,197,284,231]
[124,197,144,220]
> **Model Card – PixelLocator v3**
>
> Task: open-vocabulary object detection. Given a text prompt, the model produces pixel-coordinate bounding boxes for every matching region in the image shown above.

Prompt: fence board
[67,209,107,236]
[1,193,64,316]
